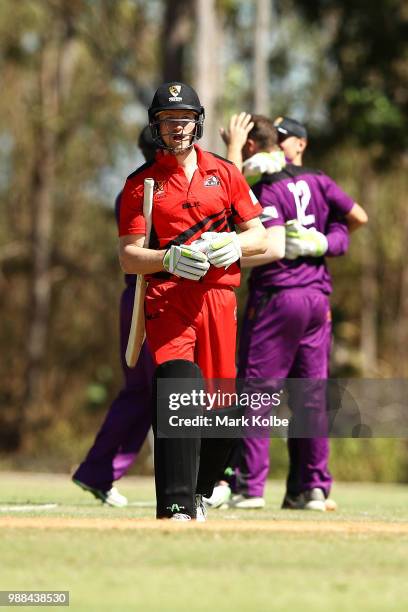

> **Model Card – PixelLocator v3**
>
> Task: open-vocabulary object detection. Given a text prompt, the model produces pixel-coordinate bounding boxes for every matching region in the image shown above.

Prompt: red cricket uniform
[119,145,262,378]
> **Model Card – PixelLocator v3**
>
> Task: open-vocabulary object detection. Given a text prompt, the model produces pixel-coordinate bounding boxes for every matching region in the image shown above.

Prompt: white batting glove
[190,232,220,254]
[285,220,328,260]
[163,244,210,280]
[203,231,242,269]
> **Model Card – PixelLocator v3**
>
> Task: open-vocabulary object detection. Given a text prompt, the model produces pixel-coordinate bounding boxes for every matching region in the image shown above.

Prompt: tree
[193,0,220,150]
[0,0,159,449]
[253,0,272,114]
[162,0,193,82]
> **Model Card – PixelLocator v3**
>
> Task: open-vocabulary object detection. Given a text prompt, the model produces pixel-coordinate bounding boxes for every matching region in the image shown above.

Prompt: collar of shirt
[155,145,219,175]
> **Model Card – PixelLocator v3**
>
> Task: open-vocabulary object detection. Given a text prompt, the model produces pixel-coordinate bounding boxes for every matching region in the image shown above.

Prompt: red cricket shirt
[119,145,262,287]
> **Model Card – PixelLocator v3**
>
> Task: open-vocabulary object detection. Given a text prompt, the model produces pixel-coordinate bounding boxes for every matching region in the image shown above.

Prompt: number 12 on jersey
[287,180,315,226]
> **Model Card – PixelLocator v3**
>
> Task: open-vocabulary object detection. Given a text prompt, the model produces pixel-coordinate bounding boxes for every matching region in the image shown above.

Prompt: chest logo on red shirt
[182,201,201,209]
[154,180,165,196]
[204,175,220,187]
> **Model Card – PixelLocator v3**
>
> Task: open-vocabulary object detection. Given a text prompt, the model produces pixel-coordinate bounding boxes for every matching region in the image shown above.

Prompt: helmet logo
[168,85,182,101]
[273,116,284,127]
[169,85,181,97]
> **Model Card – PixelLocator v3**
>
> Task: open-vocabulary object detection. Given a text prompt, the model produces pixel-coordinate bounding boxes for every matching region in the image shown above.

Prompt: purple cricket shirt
[250,164,354,294]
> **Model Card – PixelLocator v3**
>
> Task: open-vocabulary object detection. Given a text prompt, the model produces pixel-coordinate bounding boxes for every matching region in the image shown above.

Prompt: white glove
[243,151,286,186]
[203,231,242,269]
[285,220,328,260]
[163,244,210,280]
[190,232,220,254]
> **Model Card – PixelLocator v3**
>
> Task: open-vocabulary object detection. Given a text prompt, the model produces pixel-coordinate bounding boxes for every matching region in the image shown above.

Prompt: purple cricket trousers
[233,286,333,498]
[73,284,154,492]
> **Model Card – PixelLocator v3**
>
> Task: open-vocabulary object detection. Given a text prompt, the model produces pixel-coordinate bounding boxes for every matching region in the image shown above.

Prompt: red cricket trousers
[145,279,237,379]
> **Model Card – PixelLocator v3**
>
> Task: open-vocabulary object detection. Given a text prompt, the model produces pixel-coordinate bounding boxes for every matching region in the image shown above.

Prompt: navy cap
[273,116,307,139]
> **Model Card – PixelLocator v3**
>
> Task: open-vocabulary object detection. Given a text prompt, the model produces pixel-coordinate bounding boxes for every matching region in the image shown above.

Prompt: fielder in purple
[229,117,355,510]
[72,127,156,507]
[236,165,351,493]
[72,274,154,502]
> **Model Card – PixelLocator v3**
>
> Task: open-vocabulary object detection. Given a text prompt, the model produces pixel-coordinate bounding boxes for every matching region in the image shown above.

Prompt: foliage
[0,1,407,482]
[289,0,408,157]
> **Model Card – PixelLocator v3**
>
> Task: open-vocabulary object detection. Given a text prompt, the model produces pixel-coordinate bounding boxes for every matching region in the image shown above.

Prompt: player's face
[156,110,198,154]
[278,135,307,164]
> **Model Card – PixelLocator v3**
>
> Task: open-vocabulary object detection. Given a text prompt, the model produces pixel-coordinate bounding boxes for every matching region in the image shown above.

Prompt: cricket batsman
[118,83,267,520]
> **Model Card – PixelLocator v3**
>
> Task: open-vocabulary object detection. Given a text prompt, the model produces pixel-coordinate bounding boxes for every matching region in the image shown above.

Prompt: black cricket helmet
[148,82,205,150]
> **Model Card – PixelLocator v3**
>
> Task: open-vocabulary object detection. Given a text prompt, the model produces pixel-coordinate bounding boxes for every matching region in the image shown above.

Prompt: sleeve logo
[249,189,259,205]
[261,205,279,221]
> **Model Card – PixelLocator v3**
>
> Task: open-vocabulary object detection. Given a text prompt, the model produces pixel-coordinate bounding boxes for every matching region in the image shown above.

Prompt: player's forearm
[346,202,368,232]
[238,225,268,256]
[241,245,282,268]
[241,225,285,267]
[222,112,254,171]
[226,145,243,171]
[119,244,166,274]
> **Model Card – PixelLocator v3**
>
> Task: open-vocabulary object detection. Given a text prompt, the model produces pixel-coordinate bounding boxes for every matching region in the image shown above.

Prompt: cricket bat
[125,177,154,367]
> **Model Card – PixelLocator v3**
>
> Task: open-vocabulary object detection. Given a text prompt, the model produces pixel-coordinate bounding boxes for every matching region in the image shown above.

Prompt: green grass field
[0,472,407,611]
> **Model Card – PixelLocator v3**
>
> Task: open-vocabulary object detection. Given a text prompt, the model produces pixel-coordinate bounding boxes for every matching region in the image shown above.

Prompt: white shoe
[73,479,128,507]
[203,484,231,509]
[104,487,128,508]
[228,494,266,509]
[170,513,192,521]
[282,487,327,512]
[195,495,207,522]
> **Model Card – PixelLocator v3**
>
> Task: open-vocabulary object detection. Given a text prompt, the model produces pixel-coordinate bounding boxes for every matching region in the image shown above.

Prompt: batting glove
[285,220,328,260]
[190,231,220,254]
[204,231,242,269]
[163,244,210,281]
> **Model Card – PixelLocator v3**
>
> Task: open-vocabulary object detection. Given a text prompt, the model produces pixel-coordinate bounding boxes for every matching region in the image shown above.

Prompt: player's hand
[243,151,286,176]
[163,245,210,280]
[220,112,254,149]
[203,231,242,269]
[242,151,286,186]
[190,232,220,254]
[285,220,328,259]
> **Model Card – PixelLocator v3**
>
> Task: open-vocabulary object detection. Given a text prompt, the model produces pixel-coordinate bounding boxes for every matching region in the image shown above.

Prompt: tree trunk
[254,0,272,114]
[394,212,408,375]
[162,0,193,82]
[359,168,378,376]
[23,39,59,421]
[194,0,219,151]
[22,16,79,430]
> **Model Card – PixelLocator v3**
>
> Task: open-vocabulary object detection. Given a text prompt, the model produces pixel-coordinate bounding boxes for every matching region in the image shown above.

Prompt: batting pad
[153,360,203,519]
[196,406,242,498]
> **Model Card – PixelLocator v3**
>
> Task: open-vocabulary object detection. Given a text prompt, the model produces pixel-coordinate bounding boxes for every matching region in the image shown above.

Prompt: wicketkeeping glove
[243,151,286,186]
[163,244,210,280]
[203,231,242,269]
[285,220,328,260]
